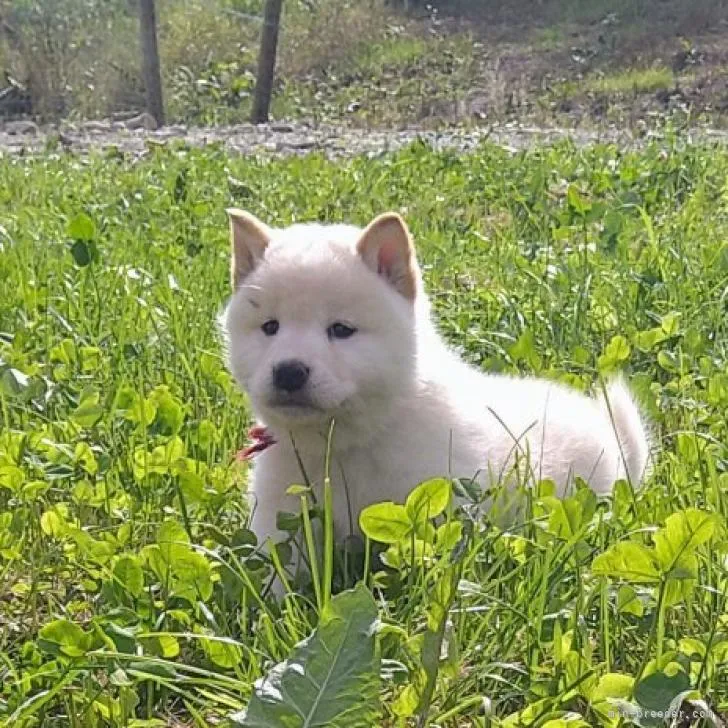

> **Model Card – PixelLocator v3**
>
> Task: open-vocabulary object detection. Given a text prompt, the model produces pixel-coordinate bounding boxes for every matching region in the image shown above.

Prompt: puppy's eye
[261,319,279,336]
[327,322,356,340]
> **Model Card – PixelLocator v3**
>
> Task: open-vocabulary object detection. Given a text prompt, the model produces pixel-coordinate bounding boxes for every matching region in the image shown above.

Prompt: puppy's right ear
[356,213,418,300]
[227,208,272,290]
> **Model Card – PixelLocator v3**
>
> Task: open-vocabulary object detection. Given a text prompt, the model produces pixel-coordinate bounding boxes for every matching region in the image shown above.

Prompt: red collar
[236,425,277,461]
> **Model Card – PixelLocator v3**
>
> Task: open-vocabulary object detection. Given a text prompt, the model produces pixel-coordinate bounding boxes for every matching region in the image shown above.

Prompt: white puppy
[222,210,650,545]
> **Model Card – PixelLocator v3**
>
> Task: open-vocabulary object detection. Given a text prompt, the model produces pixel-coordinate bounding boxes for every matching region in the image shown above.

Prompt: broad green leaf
[590,672,634,702]
[142,544,167,583]
[200,351,222,379]
[70,239,99,267]
[67,212,96,240]
[591,541,659,582]
[664,576,696,608]
[74,442,98,475]
[276,510,301,534]
[132,446,166,479]
[678,637,706,659]
[509,328,542,370]
[165,436,186,463]
[0,367,29,397]
[657,350,678,372]
[567,184,590,215]
[405,478,451,526]
[676,433,699,464]
[707,373,728,407]
[71,391,103,428]
[132,438,185,480]
[21,479,50,501]
[272,541,292,567]
[50,338,77,366]
[191,418,218,449]
[68,529,113,565]
[0,465,23,492]
[408,629,442,715]
[39,619,92,657]
[653,508,719,573]
[149,386,185,435]
[634,669,690,724]
[79,345,102,372]
[392,676,424,718]
[541,720,589,728]
[103,623,137,654]
[158,519,191,563]
[436,521,463,552]
[501,699,552,728]
[633,326,667,352]
[140,634,180,659]
[359,502,411,544]
[113,554,145,598]
[234,583,380,727]
[546,488,596,540]
[427,573,456,632]
[598,335,631,373]
[40,509,66,538]
[660,311,681,335]
[170,550,214,601]
[115,386,156,425]
[177,471,206,504]
[199,633,243,669]
[617,585,644,617]
[612,478,633,519]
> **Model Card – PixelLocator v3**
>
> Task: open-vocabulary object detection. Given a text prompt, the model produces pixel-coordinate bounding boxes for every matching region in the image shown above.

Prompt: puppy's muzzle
[272,359,310,393]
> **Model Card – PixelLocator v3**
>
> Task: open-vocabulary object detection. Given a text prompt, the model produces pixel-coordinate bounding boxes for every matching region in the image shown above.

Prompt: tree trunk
[251,0,283,124]
[139,0,164,127]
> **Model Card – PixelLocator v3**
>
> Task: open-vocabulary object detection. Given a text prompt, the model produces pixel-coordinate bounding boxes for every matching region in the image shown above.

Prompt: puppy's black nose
[273,360,310,393]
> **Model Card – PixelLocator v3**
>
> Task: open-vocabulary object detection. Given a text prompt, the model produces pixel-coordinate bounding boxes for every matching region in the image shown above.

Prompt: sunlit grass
[1,136,728,725]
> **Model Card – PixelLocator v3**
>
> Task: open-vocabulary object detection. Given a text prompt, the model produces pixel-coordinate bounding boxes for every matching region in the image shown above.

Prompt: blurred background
[1,0,726,130]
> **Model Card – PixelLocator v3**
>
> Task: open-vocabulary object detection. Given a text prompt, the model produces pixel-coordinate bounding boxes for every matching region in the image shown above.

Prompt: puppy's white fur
[222,210,650,545]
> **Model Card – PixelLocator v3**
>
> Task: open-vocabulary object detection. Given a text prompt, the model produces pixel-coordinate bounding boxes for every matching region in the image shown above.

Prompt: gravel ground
[3,119,728,158]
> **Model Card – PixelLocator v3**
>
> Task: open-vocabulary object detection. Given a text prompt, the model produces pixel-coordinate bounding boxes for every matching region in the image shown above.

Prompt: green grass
[586,67,675,96]
[272,32,477,128]
[1,136,728,726]
[548,67,678,115]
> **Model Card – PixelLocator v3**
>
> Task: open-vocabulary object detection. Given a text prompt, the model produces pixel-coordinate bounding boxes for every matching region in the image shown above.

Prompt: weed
[586,67,675,96]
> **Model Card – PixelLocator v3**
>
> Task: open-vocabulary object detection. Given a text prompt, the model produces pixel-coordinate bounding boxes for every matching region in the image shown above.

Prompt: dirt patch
[425,0,728,128]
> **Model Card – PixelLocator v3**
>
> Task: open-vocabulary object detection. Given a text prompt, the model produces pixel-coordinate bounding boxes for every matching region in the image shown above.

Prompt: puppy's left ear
[356,213,418,300]
[227,208,272,290]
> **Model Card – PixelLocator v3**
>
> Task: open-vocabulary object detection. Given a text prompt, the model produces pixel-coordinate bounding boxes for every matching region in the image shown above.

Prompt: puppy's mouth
[267,395,325,416]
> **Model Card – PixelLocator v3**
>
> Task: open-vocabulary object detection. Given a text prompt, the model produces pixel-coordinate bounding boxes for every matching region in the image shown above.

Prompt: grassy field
[1,136,728,726]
